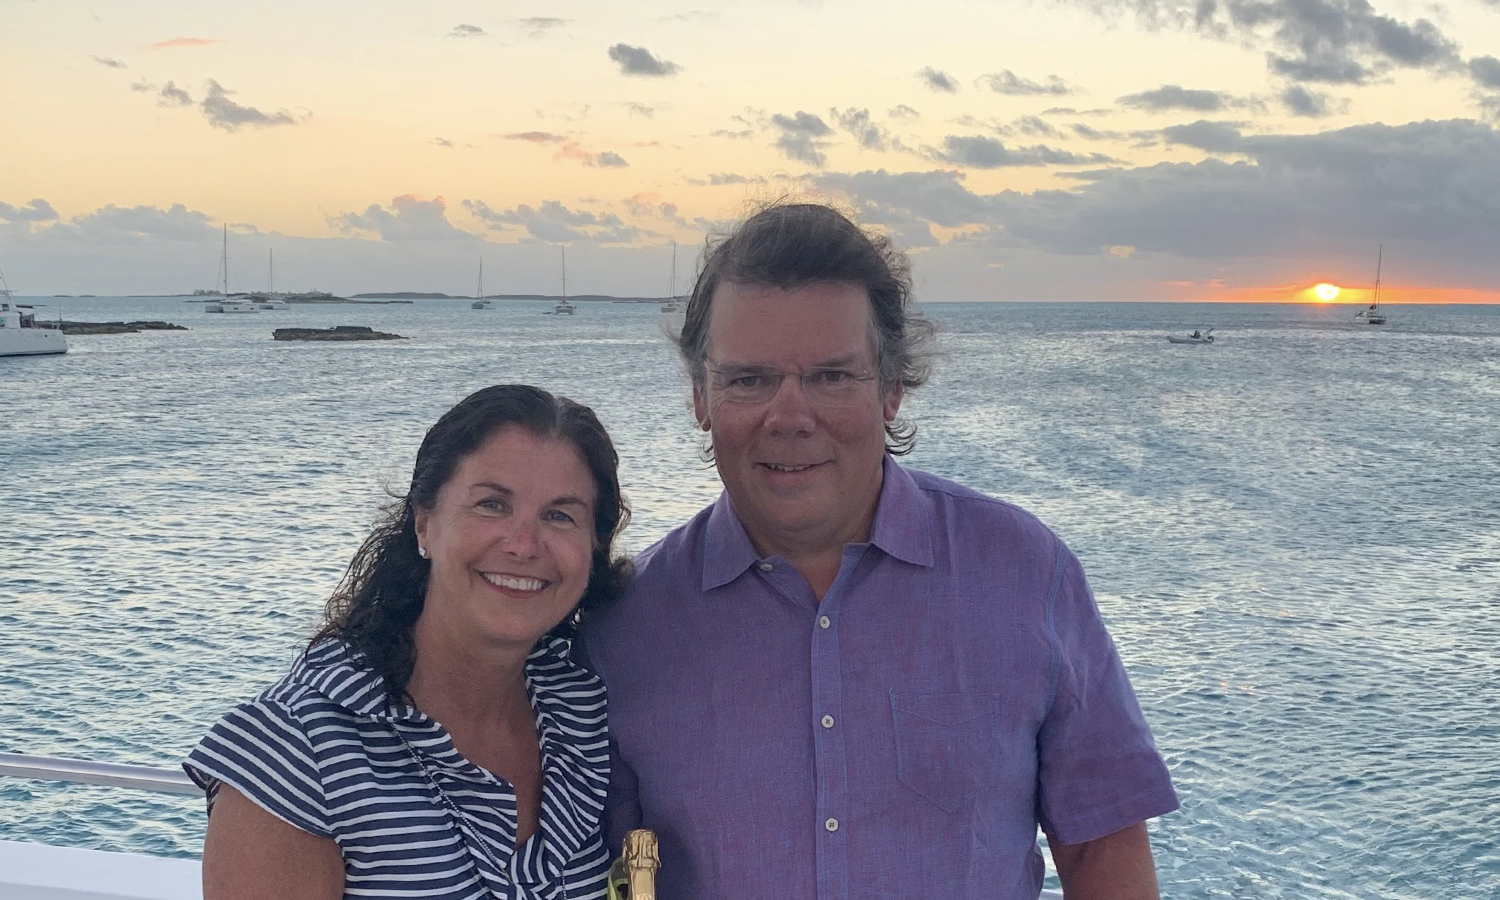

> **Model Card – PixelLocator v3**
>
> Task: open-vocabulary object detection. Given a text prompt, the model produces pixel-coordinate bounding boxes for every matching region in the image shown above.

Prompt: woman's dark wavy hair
[677,200,938,455]
[311,384,632,705]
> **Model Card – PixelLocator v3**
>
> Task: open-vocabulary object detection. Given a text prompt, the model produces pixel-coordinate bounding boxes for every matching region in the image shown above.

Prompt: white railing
[0,752,198,795]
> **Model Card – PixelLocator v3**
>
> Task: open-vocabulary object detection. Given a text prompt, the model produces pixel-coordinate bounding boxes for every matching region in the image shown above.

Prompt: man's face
[693,280,902,554]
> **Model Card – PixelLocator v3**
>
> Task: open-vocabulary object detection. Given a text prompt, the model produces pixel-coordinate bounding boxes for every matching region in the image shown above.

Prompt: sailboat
[203,226,257,313]
[552,247,575,315]
[658,241,686,336]
[1356,246,1387,325]
[471,257,493,309]
[252,249,288,309]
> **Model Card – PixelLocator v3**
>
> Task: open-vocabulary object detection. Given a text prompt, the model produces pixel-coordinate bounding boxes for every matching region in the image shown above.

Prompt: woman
[185,384,631,900]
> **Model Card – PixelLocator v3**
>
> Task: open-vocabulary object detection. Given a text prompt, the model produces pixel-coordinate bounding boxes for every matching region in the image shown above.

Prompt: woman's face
[414,425,597,651]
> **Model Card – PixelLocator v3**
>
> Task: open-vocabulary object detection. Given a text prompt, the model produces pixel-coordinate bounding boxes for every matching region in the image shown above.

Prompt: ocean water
[2,297,1497,899]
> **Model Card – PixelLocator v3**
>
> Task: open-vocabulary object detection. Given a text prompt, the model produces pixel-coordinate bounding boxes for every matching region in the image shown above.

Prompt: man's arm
[1047,821,1160,900]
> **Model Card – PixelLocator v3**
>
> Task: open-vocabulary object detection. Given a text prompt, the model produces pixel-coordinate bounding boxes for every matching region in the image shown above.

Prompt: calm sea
[2,297,1497,899]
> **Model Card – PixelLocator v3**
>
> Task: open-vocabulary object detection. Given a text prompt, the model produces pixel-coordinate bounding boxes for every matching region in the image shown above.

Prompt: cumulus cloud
[978,70,1073,95]
[68,203,217,241]
[153,37,217,49]
[1281,84,1349,117]
[432,137,455,148]
[831,108,902,152]
[200,80,298,131]
[1160,120,1247,152]
[158,81,193,107]
[91,56,127,69]
[449,24,485,38]
[518,17,567,35]
[608,44,681,77]
[1473,56,1500,90]
[463,199,646,243]
[591,150,630,168]
[332,195,475,242]
[889,104,920,120]
[1119,84,1249,112]
[932,135,1114,168]
[0,199,60,223]
[771,111,834,166]
[1074,0,1460,86]
[917,67,960,93]
[623,102,661,118]
[623,193,690,228]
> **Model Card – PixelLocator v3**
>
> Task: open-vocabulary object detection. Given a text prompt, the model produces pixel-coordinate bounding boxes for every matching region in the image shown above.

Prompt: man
[581,203,1178,900]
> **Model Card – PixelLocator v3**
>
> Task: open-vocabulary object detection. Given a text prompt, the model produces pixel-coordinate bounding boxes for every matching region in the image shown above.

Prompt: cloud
[69,203,217,241]
[518,17,567,31]
[1075,0,1460,86]
[1472,56,1500,91]
[449,24,485,38]
[1119,85,1245,112]
[1160,120,1247,152]
[608,44,681,77]
[130,80,152,92]
[200,79,298,131]
[917,67,960,93]
[591,151,630,168]
[1013,115,1066,139]
[771,111,834,166]
[504,131,568,143]
[978,70,1073,96]
[889,104,920,120]
[91,56,127,69]
[660,11,718,23]
[624,193,690,228]
[0,199,60,224]
[153,37,217,49]
[332,195,474,242]
[463,199,646,243]
[432,137,455,148]
[831,108,902,152]
[1281,84,1349,117]
[932,135,1114,168]
[157,81,193,107]
[685,172,769,186]
[623,102,661,118]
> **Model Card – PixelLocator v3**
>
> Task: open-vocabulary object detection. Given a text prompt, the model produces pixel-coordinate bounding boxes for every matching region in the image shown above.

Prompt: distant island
[53,320,188,335]
[273,325,405,341]
[352,292,667,303]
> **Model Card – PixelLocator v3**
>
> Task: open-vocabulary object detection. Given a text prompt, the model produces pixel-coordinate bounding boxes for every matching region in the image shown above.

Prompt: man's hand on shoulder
[1047,821,1160,900]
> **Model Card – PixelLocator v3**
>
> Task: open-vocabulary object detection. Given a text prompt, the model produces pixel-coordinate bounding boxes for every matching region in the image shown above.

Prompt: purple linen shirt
[581,457,1177,900]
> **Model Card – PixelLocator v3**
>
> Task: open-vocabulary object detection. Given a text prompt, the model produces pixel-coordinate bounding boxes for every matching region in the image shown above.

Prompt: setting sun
[1314,283,1342,301]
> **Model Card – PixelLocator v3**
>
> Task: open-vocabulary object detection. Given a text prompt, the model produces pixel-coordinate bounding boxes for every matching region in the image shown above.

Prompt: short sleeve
[1036,544,1179,845]
[183,698,333,838]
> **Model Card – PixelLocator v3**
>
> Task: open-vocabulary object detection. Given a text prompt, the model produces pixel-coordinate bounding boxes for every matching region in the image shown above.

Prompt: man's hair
[677,201,937,454]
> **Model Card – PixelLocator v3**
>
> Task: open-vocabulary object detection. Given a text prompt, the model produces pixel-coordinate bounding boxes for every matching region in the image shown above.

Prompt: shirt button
[818,615,831,629]
[758,562,774,572]
[821,715,834,728]
[825,817,839,832]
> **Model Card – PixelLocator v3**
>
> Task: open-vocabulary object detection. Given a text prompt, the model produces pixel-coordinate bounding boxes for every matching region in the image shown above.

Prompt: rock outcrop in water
[272,325,405,341]
[54,320,188,335]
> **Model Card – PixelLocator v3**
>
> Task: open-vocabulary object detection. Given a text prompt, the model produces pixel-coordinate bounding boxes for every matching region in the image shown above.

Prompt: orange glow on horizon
[1159,281,1500,304]
[1314,283,1341,301]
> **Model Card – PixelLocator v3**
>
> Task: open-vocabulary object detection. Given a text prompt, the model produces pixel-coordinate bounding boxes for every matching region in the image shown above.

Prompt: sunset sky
[4,0,1500,301]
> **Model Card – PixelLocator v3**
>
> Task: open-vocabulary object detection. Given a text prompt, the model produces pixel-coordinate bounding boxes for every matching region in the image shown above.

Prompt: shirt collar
[701,454,934,592]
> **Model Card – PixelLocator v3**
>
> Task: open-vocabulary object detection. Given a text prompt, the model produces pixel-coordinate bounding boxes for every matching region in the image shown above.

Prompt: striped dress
[184,637,612,899]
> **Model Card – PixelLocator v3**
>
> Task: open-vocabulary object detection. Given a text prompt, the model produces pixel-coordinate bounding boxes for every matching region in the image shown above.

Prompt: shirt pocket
[890,691,1002,814]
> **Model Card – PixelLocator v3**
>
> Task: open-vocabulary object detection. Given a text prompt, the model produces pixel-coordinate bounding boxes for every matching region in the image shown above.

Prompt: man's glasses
[707,363,879,407]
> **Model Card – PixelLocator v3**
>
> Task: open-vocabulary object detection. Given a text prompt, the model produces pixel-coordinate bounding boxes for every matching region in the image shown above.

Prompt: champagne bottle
[606,829,659,900]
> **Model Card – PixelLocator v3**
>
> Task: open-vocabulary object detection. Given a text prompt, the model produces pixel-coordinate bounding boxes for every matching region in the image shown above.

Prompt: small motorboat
[1168,328,1215,344]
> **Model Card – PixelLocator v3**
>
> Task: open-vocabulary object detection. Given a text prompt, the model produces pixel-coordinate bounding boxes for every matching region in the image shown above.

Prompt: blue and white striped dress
[184,637,612,899]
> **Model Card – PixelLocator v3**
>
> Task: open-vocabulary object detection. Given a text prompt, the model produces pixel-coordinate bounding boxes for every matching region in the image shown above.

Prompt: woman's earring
[417,546,428,559]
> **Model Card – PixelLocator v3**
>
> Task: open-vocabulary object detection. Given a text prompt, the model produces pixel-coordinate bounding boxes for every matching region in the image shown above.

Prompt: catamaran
[251,249,288,309]
[0,266,68,357]
[203,226,258,314]
[1356,246,1387,325]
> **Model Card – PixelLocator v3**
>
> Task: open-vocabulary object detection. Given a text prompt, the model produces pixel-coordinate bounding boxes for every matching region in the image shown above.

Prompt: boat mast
[561,246,568,303]
[221,225,230,296]
[267,249,274,294]
[478,256,484,301]
[1371,245,1382,311]
[670,241,677,300]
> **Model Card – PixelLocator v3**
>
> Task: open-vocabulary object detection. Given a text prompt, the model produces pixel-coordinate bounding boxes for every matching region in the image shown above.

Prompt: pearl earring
[417,546,428,559]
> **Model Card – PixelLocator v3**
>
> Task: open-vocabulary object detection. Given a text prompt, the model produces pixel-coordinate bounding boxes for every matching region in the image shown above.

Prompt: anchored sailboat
[204,225,257,314]
[1356,246,1387,325]
[553,247,575,315]
[658,241,686,336]
[472,257,493,309]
